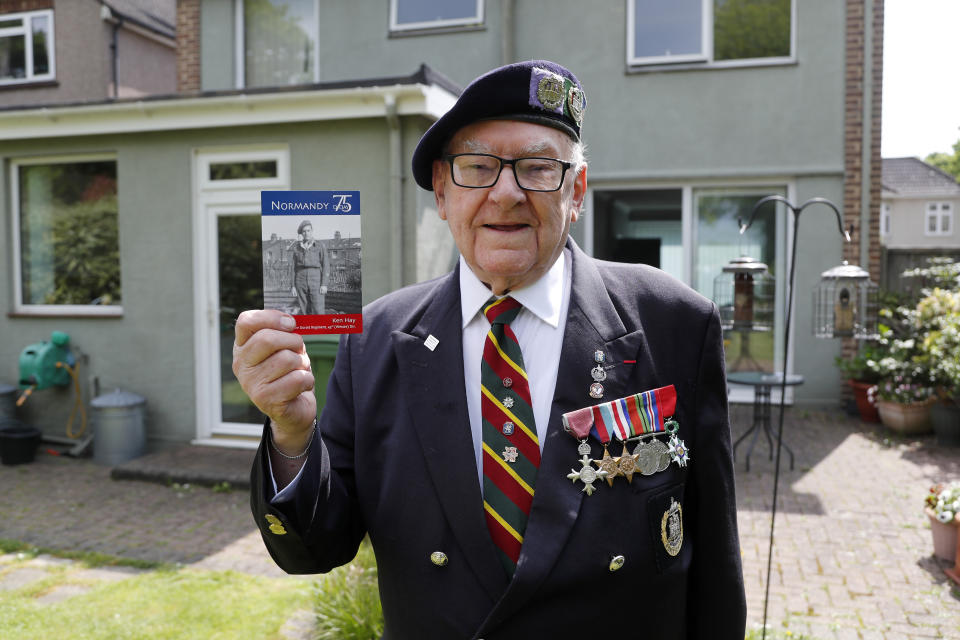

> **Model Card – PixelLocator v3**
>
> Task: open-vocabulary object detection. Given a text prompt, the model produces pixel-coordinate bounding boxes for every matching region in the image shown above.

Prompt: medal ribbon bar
[561,385,677,442]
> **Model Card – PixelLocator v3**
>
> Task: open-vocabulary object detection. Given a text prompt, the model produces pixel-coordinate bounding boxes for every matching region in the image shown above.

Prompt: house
[880,157,960,292]
[0,0,883,450]
[0,0,176,106]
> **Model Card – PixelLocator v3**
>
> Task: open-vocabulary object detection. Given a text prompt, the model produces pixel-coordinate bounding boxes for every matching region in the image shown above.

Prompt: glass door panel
[693,188,785,374]
[593,189,684,282]
[218,214,263,425]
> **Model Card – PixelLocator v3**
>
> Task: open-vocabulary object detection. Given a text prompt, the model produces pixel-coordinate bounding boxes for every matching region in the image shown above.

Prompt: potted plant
[835,343,882,422]
[925,482,960,563]
[915,288,960,446]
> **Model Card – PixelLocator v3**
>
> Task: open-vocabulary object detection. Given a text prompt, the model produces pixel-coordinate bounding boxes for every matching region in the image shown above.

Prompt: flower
[926,481,960,524]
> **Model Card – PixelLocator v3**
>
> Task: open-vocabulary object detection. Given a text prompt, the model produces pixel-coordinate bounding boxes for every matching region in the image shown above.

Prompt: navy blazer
[251,239,746,639]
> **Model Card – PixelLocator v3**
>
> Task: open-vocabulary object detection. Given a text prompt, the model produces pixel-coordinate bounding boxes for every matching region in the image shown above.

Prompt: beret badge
[567,86,585,127]
[537,72,566,111]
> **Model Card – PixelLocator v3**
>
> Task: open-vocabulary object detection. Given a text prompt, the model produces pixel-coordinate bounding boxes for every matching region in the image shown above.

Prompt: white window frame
[234,0,320,89]
[626,0,796,70]
[881,202,891,238]
[389,0,484,33]
[10,154,122,316]
[0,9,55,85]
[925,201,954,236]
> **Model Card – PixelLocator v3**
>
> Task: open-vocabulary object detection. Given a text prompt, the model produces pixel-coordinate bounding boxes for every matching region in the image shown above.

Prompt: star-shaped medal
[567,454,607,496]
[615,443,639,483]
[668,435,690,467]
[596,446,620,487]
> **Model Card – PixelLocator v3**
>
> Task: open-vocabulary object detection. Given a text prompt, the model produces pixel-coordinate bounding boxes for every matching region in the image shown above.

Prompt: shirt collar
[459,253,566,329]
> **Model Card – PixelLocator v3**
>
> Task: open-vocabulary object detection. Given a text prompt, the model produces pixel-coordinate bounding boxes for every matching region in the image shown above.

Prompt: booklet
[261,190,362,334]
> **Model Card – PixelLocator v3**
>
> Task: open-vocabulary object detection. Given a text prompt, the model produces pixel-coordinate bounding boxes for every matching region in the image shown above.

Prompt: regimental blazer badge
[661,497,683,557]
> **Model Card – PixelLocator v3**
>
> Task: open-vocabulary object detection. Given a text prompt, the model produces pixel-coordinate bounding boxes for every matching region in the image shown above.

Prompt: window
[13,157,121,313]
[628,0,792,67]
[390,0,483,32]
[0,9,54,85]
[925,202,954,236]
[237,0,318,88]
[881,202,891,237]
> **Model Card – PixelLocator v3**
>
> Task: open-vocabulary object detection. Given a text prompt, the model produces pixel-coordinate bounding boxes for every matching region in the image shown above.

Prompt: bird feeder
[812,261,878,340]
[713,256,775,331]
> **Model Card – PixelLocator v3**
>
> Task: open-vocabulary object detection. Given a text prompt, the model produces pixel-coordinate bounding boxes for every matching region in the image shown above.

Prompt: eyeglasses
[445,153,573,192]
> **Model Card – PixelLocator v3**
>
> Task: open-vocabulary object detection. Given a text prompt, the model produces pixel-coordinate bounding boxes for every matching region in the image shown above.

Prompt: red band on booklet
[294,313,363,335]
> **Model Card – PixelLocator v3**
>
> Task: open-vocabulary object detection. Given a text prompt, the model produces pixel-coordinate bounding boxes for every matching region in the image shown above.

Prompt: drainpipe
[100,4,122,99]
[500,0,515,65]
[385,93,403,290]
[859,0,874,273]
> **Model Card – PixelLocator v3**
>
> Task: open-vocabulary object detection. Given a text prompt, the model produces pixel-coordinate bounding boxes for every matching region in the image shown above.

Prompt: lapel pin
[424,335,439,351]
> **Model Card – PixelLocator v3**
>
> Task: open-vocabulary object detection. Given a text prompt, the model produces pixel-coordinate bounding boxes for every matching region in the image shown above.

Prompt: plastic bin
[0,418,41,465]
[0,383,15,421]
[92,389,146,466]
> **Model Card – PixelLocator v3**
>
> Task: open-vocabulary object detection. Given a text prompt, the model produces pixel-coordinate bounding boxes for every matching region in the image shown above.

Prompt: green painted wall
[0,115,432,445]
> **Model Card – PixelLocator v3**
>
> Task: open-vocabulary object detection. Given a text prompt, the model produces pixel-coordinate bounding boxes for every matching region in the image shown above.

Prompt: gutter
[0,83,457,141]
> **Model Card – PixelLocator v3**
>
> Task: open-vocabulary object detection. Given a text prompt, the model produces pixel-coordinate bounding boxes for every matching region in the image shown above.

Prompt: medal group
[563,367,690,496]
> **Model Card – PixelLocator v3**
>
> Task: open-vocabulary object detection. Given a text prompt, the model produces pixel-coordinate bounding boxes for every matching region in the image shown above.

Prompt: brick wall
[0,0,53,12]
[176,0,200,92]
[841,0,884,381]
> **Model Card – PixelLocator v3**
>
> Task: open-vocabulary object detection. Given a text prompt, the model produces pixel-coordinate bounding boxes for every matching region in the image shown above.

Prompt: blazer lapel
[391,268,508,602]
[477,240,652,631]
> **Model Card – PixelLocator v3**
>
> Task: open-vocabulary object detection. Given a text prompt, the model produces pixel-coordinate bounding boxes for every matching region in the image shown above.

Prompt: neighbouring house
[0,0,884,451]
[0,0,176,106]
[880,157,960,292]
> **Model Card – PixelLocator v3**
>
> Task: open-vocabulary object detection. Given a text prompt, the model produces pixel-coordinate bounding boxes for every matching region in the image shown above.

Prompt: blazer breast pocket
[644,481,686,574]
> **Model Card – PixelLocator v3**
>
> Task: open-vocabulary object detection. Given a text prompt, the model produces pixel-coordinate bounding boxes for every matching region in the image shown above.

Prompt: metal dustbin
[92,389,146,466]
[0,383,16,420]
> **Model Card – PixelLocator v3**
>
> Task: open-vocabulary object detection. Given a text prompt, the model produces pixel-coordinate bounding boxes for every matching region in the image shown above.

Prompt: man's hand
[233,310,316,454]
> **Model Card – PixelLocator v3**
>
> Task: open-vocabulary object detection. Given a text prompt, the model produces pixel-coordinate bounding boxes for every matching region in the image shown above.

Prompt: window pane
[593,189,684,281]
[396,0,478,24]
[633,0,702,59]
[209,160,278,181]
[942,214,951,233]
[244,0,315,87]
[218,214,262,423]
[0,33,26,79]
[19,162,121,306]
[30,14,49,75]
[714,0,791,61]
[928,215,937,233]
[695,191,782,373]
[0,18,22,29]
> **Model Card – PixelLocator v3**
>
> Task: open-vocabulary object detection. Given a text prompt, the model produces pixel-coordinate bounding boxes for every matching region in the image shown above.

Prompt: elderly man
[234,60,745,638]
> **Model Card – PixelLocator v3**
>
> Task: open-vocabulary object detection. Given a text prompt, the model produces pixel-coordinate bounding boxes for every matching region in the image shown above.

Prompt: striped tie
[481,296,540,577]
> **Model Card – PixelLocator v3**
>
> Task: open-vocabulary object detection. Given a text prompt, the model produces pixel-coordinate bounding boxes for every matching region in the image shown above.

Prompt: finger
[247,369,316,421]
[235,309,296,347]
[244,346,311,387]
[233,327,305,373]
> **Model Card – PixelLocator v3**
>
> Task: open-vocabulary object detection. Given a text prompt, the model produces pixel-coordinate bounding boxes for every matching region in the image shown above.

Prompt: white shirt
[272,249,572,498]
[459,249,572,487]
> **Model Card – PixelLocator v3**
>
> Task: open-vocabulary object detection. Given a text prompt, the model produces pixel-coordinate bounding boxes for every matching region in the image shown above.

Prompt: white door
[192,147,289,445]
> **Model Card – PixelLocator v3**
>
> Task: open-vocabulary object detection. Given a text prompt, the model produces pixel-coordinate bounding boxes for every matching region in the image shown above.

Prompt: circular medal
[649,438,672,473]
[634,441,660,476]
[589,382,604,399]
[502,377,513,388]
[591,365,607,382]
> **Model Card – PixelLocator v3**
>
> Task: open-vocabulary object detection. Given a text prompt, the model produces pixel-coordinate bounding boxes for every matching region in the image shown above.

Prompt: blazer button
[609,555,625,572]
[430,551,448,567]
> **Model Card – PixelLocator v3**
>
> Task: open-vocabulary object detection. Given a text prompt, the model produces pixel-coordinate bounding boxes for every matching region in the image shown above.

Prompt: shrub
[313,538,383,640]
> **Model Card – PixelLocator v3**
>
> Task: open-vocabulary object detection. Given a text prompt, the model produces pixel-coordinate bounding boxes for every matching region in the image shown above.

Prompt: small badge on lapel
[661,497,683,557]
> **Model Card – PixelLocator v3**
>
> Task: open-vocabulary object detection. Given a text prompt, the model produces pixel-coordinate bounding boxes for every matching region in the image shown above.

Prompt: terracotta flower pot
[848,379,880,423]
[876,399,934,434]
[926,507,959,563]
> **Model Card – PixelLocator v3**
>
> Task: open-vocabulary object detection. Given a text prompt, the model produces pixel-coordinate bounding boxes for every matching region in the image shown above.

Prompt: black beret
[412,60,586,191]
